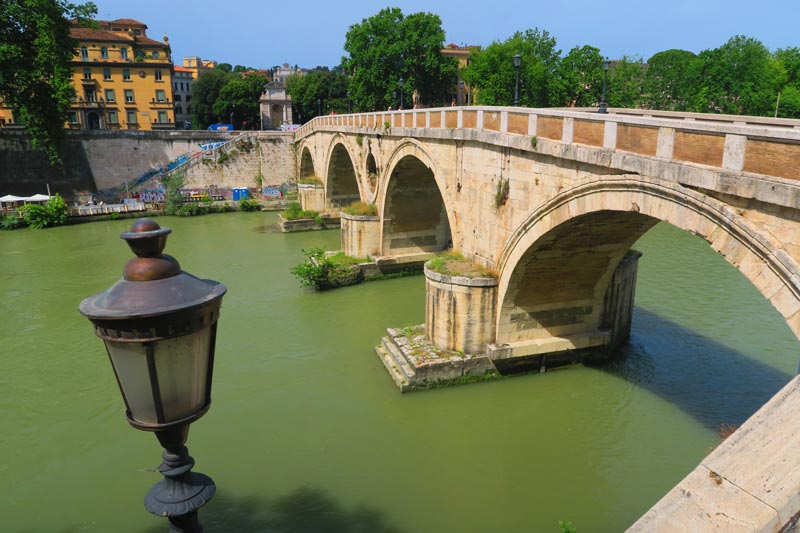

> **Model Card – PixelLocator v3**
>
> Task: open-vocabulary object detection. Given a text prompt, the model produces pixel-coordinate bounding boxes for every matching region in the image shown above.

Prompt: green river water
[1,212,797,532]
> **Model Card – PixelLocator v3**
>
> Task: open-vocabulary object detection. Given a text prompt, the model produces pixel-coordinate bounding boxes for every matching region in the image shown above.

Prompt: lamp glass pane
[155,327,212,423]
[106,341,158,424]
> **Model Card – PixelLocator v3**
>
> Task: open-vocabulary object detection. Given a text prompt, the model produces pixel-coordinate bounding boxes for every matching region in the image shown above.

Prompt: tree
[286,68,351,123]
[343,7,457,110]
[643,49,699,111]
[606,56,646,108]
[0,0,97,166]
[550,45,604,107]
[774,47,800,118]
[462,28,560,107]
[692,36,782,115]
[212,71,269,129]
[191,68,231,128]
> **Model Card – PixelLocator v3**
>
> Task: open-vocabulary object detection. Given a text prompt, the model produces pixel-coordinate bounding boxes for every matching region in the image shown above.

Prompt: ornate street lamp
[79,218,226,533]
[513,53,521,107]
[399,77,404,109]
[599,59,610,114]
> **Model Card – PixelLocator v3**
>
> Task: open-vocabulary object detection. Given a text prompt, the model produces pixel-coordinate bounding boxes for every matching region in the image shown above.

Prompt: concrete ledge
[487,331,612,360]
[628,375,800,532]
[423,265,499,287]
[277,213,340,232]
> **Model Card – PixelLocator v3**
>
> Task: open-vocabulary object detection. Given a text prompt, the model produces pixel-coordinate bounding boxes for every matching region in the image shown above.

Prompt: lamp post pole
[513,53,521,107]
[399,77,404,109]
[317,98,321,117]
[347,91,351,113]
[80,218,227,533]
[599,59,610,114]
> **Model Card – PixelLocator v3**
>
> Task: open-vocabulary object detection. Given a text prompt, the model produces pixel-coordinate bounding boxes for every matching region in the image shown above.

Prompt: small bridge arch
[378,140,454,257]
[325,137,362,209]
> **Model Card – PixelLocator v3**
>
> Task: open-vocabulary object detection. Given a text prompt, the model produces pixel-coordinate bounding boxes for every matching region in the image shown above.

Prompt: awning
[0,194,50,203]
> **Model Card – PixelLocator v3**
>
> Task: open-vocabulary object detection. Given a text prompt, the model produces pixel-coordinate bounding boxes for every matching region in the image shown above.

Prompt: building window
[174,94,181,101]
[103,68,111,80]
[133,29,141,35]
[101,47,108,59]
[135,50,144,59]
[120,47,128,59]
[126,110,137,124]
[180,82,185,91]
[158,111,168,123]
[83,68,91,80]
[155,89,166,102]
[155,70,162,81]
[153,51,160,59]
[123,68,130,81]
[173,82,178,91]
[124,89,134,103]
[81,46,88,60]
[186,95,191,102]
[104,89,115,102]
[68,111,79,124]
[108,110,118,124]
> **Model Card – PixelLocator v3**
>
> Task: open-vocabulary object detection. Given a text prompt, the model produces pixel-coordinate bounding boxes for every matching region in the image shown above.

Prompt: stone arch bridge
[295,107,800,530]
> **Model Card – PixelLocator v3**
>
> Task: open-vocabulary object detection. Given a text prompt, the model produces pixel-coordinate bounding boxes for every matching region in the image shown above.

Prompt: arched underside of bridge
[496,177,800,360]
[381,153,451,257]
[299,146,314,179]
[326,143,361,209]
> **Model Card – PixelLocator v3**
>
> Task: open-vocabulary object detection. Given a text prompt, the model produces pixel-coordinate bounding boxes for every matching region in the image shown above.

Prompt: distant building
[260,81,293,129]
[172,65,194,129]
[182,56,217,79]
[442,43,480,106]
[272,63,305,84]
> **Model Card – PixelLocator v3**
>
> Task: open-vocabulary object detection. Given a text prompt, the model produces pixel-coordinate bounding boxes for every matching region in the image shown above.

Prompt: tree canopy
[462,29,560,107]
[286,68,350,123]
[342,7,457,110]
[0,0,97,166]
[191,66,268,129]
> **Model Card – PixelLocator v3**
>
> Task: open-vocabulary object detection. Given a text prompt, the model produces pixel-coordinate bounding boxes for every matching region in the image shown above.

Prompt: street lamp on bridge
[317,98,321,117]
[598,59,610,114]
[399,77,404,109]
[79,218,227,533]
[513,53,521,107]
[347,90,351,113]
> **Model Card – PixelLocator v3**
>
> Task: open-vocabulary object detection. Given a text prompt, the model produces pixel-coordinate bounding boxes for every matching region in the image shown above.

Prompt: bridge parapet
[296,106,800,211]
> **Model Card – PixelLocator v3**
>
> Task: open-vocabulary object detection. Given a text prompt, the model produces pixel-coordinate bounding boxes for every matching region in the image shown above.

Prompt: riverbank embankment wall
[0,130,296,200]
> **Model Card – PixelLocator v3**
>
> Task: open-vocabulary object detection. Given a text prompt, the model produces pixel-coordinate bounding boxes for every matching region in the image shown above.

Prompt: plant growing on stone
[531,135,538,149]
[238,198,260,212]
[291,248,363,290]
[356,133,364,146]
[282,202,320,221]
[342,201,378,216]
[495,177,510,207]
[162,172,186,215]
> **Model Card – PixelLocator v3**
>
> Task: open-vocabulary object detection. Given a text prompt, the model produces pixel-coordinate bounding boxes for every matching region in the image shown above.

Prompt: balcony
[149,98,173,108]
[151,120,176,130]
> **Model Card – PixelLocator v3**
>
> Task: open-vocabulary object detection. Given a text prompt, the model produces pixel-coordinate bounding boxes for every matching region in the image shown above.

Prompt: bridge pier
[488,251,642,372]
[298,183,325,212]
[341,213,381,259]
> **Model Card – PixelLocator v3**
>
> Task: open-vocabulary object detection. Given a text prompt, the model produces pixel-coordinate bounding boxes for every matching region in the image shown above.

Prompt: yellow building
[68,18,176,130]
[442,44,480,106]
[1,18,176,130]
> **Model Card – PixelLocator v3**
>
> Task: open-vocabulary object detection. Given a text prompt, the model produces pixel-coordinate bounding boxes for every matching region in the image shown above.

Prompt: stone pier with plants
[376,250,643,392]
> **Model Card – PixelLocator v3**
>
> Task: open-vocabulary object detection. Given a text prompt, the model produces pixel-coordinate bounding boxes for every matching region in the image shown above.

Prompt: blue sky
[93,0,797,69]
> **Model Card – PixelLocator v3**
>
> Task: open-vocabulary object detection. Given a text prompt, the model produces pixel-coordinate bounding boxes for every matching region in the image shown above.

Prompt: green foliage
[550,45,604,107]
[191,68,230,129]
[462,28,560,107]
[0,214,23,230]
[343,7,457,111]
[286,67,350,122]
[19,193,68,229]
[177,203,204,217]
[427,250,495,278]
[213,72,269,129]
[495,177,510,207]
[109,212,121,220]
[282,202,319,221]
[356,134,364,146]
[530,136,538,149]
[0,0,98,166]
[238,198,260,212]
[383,120,391,129]
[342,201,378,216]
[607,56,647,108]
[254,173,263,190]
[161,172,186,215]
[290,248,364,290]
[691,35,782,115]
[298,175,323,185]
[643,49,700,111]
[559,521,577,533]
[216,151,231,165]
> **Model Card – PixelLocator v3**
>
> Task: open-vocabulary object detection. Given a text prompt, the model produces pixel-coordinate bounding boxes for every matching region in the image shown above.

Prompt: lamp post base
[145,426,215,533]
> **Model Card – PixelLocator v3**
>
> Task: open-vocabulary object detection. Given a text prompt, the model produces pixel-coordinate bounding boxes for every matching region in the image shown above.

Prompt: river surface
[1,212,796,532]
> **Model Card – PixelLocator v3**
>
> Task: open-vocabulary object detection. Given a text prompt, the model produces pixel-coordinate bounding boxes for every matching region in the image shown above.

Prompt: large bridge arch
[378,140,455,257]
[325,137,362,208]
[298,145,315,179]
[496,175,800,348]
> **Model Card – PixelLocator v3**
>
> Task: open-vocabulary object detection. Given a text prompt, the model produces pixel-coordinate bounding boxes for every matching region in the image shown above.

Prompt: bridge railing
[295,106,800,183]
